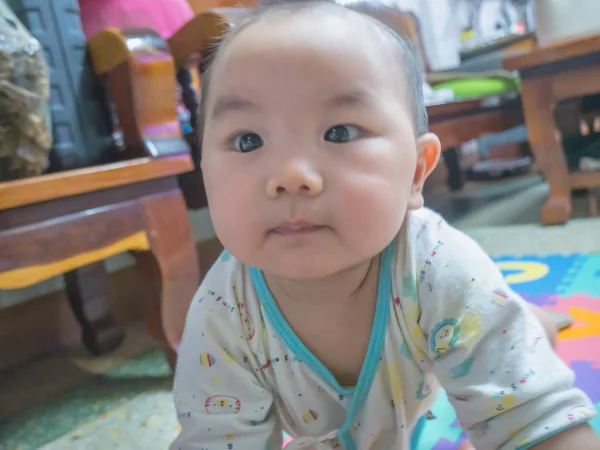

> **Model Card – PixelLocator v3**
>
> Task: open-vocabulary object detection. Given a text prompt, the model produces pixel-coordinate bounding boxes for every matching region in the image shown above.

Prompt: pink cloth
[78,0,194,40]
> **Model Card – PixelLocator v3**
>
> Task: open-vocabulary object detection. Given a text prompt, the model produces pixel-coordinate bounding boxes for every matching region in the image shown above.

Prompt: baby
[171,1,598,449]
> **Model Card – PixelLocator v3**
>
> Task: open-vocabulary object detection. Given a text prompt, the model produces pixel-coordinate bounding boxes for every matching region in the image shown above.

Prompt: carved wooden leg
[64,261,125,355]
[520,78,572,225]
[442,146,464,191]
[176,67,199,133]
[133,188,200,369]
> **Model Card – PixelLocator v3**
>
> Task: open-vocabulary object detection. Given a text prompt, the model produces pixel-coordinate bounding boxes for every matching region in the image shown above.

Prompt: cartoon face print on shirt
[205,395,241,414]
[485,390,516,415]
[430,318,459,355]
[567,405,594,423]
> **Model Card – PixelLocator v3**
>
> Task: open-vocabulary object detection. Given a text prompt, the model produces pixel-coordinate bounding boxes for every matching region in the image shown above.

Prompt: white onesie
[171,208,595,450]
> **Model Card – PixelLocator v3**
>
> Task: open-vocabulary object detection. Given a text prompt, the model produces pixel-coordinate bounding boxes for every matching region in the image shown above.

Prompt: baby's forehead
[207,13,407,109]
[198,3,426,138]
[218,6,395,66]
[201,5,420,129]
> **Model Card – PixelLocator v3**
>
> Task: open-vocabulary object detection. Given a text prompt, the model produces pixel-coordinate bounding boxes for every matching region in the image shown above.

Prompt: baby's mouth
[270,220,326,236]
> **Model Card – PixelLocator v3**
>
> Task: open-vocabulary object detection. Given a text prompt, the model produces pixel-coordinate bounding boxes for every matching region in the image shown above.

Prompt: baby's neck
[264,256,380,308]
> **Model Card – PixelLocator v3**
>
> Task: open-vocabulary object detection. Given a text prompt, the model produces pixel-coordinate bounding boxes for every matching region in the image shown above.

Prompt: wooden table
[504,34,600,225]
[428,95,524,190]
[0,156,198,369]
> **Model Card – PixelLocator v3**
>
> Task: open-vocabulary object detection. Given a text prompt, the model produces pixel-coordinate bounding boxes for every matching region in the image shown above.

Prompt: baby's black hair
[197,0,428,156]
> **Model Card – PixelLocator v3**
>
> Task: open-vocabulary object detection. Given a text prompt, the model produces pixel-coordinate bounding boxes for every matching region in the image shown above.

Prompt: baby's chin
[266,264,342,281]
[256,256,350,280]
[243,250,364,280]
[221,230,391,280]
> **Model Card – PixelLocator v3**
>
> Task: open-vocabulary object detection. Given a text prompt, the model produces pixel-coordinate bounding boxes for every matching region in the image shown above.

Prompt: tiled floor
[2,174,600,449]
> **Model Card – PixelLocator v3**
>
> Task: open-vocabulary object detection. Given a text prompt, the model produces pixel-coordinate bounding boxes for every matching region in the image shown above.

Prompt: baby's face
[202,11,439,279]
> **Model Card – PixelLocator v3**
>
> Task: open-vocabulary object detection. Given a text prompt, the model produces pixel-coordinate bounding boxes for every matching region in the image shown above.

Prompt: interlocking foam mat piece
[283,253,600,448]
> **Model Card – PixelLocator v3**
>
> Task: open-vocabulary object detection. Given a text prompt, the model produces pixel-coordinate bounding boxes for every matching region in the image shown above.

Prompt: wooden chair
[187,0,256,14]
[0,29,200,369]
[168,6,252,209]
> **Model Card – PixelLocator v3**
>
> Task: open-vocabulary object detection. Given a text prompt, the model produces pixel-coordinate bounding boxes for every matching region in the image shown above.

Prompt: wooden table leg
[64,261,126,355]
[520,78,572,224]
[441,146,464,191]
[133,187,200,369]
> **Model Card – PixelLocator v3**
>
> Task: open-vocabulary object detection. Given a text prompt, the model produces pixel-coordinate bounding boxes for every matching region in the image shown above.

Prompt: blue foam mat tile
[412,391,463,450]
[591,403,600,436]
[556,253,600,297]
[492,254,588,296]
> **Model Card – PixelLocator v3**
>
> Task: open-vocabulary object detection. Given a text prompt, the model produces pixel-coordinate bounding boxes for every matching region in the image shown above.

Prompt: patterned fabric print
[171,208,596,450]
[410,252,600,449]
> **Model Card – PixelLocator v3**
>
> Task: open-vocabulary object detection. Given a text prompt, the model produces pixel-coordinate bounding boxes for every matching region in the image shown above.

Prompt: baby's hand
[458,424,600,449]
[529,423,600,449]
[458,440,475,450]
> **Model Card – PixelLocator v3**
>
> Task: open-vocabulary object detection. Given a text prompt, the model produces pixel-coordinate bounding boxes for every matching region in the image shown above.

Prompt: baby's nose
[266,160,323,198]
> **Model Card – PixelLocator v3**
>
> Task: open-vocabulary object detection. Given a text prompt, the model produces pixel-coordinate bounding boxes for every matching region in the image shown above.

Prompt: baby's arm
[412,213,598,449]
[171,258,282,449]
[529,423,599,449]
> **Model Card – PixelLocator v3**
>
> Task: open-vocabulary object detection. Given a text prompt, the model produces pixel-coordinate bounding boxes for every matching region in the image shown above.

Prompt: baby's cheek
[209,190,257,252]
[337,182,406,234]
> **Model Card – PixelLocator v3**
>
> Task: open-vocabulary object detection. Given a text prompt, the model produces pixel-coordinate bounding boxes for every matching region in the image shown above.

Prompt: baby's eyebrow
[209,87,376,121]
[324,88,375,109]
[210,96,259,121]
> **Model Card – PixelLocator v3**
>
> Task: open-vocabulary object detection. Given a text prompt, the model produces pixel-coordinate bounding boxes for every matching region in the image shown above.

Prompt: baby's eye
[232,132,264,153]
[324,125,360,143]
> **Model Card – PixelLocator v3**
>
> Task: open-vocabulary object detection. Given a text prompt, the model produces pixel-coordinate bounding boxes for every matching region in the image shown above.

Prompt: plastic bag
[0,0,51,181]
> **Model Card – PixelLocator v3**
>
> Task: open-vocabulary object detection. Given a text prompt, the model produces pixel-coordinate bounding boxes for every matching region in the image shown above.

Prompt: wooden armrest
[168,8,251,67]
[427,95,521,122]
[0,155,193,211]
[88,28,188,159]
[187,0,257,14]
[87,27,129,75]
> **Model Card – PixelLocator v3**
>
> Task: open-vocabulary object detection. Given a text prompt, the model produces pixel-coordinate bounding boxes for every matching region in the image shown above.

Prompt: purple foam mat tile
[571,361,600,404]
[519,293,557,308]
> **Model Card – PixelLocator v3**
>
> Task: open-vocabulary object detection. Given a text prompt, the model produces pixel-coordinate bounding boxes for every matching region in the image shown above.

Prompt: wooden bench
[0,28,200,369]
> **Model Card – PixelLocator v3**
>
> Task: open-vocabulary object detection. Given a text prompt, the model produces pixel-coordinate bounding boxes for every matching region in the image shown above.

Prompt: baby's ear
[408,133,441,210]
